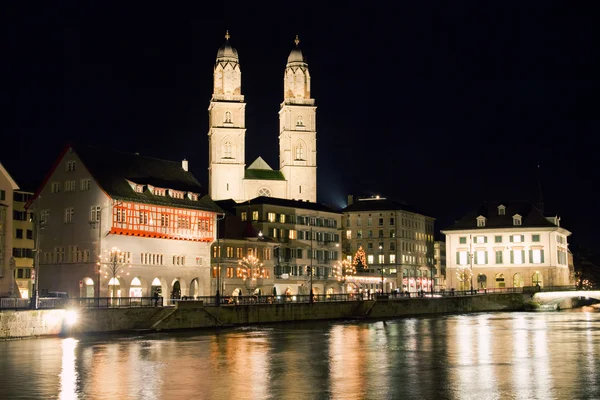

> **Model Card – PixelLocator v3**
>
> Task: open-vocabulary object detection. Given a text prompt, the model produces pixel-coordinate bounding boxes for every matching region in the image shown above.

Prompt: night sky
[4,3,599,246]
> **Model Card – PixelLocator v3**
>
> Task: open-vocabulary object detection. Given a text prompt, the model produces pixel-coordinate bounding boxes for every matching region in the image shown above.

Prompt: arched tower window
[296,115,304,126]
[295,143,304,160]
[223,141,232,158]
[225,111,232,124]
[257,188,271,197]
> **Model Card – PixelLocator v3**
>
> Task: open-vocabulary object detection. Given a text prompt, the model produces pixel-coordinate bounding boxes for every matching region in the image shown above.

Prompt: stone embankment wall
[1,293,525,340]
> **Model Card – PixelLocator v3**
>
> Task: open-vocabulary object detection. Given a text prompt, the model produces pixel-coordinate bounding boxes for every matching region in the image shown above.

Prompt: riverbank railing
[0,285,585,310]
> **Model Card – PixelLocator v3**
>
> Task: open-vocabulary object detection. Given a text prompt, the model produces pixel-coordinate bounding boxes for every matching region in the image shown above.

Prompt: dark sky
[4,2,599,246]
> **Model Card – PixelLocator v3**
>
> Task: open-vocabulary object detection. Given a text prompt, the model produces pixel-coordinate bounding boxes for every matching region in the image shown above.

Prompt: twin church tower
[208,32,317,203]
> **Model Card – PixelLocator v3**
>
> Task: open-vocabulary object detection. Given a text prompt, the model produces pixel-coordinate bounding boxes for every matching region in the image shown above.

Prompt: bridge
[532,287,600,310]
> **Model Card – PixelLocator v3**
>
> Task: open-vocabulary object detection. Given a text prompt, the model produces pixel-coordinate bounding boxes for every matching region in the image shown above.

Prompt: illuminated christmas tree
[335,259,356,282]
[238,255,265,281]
[353,246,368,272]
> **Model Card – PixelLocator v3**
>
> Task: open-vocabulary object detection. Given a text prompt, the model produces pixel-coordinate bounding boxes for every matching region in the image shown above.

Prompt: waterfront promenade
[0,286,592,340]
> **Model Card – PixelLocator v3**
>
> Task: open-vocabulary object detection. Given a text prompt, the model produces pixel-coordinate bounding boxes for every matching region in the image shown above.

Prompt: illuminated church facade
[208,32,317,203]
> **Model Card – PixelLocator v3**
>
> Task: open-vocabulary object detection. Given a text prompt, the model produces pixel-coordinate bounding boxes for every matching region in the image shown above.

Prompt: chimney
[347,194,354,206]
[182,159,189,171]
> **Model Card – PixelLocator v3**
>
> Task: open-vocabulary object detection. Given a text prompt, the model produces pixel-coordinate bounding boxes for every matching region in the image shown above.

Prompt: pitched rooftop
[443,201,558,231]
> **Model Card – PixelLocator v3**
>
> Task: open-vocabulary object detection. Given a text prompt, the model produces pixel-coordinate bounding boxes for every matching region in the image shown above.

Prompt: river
[1,309,599,400]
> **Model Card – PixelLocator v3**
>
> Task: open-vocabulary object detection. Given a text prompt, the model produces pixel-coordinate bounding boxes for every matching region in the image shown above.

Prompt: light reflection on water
[1,311,600,400]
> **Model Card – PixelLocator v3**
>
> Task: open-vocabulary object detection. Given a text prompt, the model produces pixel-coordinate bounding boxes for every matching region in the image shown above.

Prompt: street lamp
[29,202,43,310]
[378,245,384,295]
[469,235,474,294]
[215,212,226,307]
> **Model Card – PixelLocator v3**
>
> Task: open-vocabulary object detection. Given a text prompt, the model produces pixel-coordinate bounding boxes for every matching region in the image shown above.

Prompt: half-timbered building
[28,144,221,299]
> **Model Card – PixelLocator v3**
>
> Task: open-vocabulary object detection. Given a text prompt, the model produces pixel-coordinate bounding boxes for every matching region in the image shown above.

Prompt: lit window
[90,206,100,222]
[513,250,523,264]
[64,208,74,223]
[378,254,384,264]
[280,214,286,223]
[512,235,522,243]
[295,143,304,160]
[268,213,276,222]
[532,249,543,264]
[241,212,247,221]
[458,251,468,265]
[390,254,396,263]
[346,230,351,239]
[80,179,91,191]
[475,236,485,244]
[476,250,486,265]
[252,211,258,221]
[223,141,232,158]
[367,255,374,264]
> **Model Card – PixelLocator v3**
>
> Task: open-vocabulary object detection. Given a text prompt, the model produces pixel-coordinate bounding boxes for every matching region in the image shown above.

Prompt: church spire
[294,34,300,47]
[536,161,544,215]
[225,30,230,40]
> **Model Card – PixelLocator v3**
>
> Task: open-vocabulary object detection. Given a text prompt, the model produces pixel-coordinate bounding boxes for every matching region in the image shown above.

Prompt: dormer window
[476,215,486,227]
[135,185,144,193]
[513,214,522,226]
[169,190,184,199]
[153,188,166,196]
[188,193,198,201]
[498,205,506,215]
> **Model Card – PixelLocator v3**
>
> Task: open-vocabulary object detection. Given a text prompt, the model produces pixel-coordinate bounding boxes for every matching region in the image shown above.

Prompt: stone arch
[513,273,524,288]
[495,273,506,288]
[107,276,126,298]
[129,276,149,297]
[189,278,200,298]
[151,277,168,299]
[79,277,95,298]
[232,288,243,296]
[532,271,543,287]
[477,273,487,289]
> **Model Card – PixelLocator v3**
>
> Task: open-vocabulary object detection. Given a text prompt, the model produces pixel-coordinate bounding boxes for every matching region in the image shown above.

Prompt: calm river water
[1,309,599,400]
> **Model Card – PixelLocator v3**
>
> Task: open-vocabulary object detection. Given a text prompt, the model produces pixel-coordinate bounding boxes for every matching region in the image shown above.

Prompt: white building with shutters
[441,201,572,290]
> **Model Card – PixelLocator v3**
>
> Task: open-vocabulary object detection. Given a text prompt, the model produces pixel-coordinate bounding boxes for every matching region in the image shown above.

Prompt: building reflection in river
[2,311,600,399]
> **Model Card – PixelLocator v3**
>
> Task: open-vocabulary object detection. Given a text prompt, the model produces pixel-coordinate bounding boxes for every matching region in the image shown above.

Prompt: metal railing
[0,286,592,310]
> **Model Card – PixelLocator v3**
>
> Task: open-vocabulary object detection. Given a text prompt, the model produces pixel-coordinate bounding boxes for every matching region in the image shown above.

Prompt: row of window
[346,215,433,232]
[15,228,33,240]
[274,265,333,278]
[241,211,338,228]
[355,241,430,255]
[44,247,91,264]
[13,248,34,258]
[269,228,340,243]
[213,246,272,260]
[212,266,271,279]
[459,234,542,244]
[456,249,553,265]
[51,179,91,194]
[14,268,32,279]
[476,214,522,227]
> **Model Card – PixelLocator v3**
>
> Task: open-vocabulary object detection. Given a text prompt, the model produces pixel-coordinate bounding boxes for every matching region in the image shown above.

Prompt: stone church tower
[279,35,317,202]
[208,31,246,202]
[208,33,317,203]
